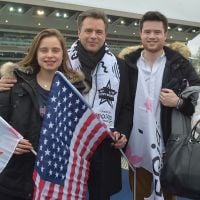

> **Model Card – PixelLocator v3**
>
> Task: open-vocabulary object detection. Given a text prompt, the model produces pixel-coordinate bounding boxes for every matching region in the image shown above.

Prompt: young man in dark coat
[0,9,133,200]
[124,11,200,200]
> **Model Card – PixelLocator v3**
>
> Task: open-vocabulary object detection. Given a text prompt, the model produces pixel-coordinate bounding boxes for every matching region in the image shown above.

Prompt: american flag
[33,71,109,200]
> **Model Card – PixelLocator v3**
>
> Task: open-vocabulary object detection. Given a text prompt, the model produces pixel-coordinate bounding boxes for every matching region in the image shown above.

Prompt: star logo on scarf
[144,97,152,112]
[98,80,117,108]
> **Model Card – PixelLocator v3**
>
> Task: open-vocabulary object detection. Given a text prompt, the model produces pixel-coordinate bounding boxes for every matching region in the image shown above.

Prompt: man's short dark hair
[139,11,168,32]
[77,8,108,32]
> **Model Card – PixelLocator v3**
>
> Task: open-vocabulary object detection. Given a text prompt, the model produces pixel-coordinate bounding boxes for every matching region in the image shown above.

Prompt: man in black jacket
[0,9,133,200]
[124,11,200,200]
[67,9,132,200]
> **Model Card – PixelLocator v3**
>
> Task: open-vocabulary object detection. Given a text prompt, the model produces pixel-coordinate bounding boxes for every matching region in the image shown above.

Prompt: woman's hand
[14,139,33,155]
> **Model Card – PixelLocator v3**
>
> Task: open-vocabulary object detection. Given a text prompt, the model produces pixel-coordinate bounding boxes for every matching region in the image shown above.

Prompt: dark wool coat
[124,46,200,146]
[87,58,133,198]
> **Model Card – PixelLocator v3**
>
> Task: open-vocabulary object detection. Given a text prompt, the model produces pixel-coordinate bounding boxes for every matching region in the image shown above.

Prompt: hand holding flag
[0,116,23,173]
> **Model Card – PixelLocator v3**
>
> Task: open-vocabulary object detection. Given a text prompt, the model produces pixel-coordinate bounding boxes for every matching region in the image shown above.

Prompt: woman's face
[37,36,63,73]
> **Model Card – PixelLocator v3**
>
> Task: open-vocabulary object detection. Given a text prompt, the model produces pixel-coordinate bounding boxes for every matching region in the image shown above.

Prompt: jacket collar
[124,46,186,70]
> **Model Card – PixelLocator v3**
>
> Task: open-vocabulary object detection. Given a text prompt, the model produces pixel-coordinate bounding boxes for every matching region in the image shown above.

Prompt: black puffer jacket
[125,46,200,145]
[0,69,41,199]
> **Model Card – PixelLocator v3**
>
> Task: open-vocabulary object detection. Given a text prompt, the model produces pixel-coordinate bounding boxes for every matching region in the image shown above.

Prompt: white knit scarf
[68,40,120,129]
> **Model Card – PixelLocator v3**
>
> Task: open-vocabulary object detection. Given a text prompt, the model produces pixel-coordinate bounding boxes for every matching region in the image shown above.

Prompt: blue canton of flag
[33,71,109,200]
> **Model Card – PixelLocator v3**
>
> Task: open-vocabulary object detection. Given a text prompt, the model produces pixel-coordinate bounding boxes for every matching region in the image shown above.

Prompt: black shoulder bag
[161,116,200,199]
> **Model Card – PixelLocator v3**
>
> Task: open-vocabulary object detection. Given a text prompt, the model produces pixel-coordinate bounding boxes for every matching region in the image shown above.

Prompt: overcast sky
[50,0,200,55]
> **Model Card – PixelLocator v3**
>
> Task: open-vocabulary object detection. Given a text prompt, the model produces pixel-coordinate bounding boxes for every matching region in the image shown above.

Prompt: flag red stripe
[66,113,96,198]
[36,174,46,200]
[57,185,64,200]
[45,182,54,199]
[86,130,108,160]
[73,116,108,197]
[67,153,78,198]
[74,155,85,198]
[72,113,96,152]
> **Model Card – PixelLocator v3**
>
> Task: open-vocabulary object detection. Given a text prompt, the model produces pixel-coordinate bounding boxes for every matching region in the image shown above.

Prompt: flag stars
[82,105,86,110]
[49,122,54,128]
[44,138,48,145]
[56,80,60,86]
[76,99,80,104]
[57,147,61,152]
[49,170,53,176]
[48,160,52,166]
[62,86,67,92]
[63,117,66,122]
[68,121,72,126]
[45,149,50,156]
[51,96,56,102]
[69,130,72,136]
[47,113,51,118]
[42,128,47,135]
[59,132,63,137]
[63,96,67,102]
[75,108,78,113]
[54,163,58,169]
[63,150,67,155]
[68,111,72,117]
[41,166,44,172]
[69,93,73,98]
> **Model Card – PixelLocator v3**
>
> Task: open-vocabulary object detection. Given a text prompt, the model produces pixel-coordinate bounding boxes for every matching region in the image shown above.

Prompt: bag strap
[191,119,200,141]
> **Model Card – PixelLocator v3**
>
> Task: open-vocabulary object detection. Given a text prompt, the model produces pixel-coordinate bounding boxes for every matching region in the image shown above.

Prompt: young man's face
[78,17,106,54]
[140,21,167,53]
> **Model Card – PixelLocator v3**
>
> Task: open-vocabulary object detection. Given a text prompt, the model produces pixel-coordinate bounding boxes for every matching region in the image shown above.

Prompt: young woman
[0,28,84,200]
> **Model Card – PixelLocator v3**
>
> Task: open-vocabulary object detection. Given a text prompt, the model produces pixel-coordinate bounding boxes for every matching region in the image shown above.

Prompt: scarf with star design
[68,40,120,129]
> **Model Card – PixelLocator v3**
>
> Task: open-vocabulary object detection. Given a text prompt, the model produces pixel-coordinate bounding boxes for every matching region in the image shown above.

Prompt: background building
[0,0,200,74]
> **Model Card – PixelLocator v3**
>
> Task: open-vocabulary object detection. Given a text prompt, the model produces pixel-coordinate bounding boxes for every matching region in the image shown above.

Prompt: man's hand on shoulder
[0,76,17,91]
